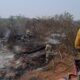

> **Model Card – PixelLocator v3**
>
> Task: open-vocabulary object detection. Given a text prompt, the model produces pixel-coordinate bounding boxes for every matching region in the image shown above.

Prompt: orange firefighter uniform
[75,28,80,49]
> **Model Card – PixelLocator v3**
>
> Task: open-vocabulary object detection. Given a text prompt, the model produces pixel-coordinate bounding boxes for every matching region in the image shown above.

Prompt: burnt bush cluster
[0,12,80,50]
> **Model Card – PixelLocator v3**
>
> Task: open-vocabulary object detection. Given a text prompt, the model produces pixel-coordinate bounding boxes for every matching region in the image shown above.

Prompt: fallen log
[14,45,46,60]
[23,45,45,54]
[14,45,45,55]
[27,49,45,58]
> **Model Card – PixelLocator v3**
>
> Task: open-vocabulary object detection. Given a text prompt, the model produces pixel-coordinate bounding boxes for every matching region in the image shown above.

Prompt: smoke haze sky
[0,0,80,20]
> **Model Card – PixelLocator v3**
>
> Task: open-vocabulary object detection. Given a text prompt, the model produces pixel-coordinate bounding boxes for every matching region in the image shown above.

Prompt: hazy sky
[0,0,80,20]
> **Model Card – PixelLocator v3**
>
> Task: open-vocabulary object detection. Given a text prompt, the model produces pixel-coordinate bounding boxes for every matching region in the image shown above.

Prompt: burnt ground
[15,43,77,80]
[0,43,78,80]
[0,13,80,80]
[18,50,77,80]
[0,32,79,80]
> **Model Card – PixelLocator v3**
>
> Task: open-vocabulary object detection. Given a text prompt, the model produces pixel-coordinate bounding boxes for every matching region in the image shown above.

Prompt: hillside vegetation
[0,12,80,54]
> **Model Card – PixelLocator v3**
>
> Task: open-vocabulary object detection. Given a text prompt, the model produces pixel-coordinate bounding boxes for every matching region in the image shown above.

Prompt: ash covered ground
[0,13,80,80]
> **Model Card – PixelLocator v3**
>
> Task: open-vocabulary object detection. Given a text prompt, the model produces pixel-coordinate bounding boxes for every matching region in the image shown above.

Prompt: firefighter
[75,28,80,59]
[75,28,80,49]
[45,42,52,64]
[74,28,80,80]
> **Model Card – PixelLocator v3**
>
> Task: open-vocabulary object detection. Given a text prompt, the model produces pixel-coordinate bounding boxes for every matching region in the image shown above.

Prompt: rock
[46,33,66,45]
